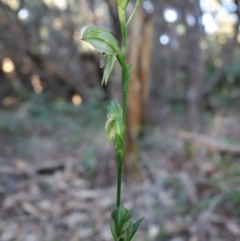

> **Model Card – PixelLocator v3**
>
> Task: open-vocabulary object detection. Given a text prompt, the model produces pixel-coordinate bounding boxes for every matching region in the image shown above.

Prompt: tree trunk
[125,8,154,182]
[185,0,204,132]
[162,26,180,117]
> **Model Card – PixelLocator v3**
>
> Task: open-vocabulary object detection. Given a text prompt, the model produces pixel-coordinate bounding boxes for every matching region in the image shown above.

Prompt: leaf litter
[0,108,240,241]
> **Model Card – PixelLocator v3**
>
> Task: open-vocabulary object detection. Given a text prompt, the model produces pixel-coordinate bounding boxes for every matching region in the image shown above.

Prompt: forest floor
[1,96,240,241]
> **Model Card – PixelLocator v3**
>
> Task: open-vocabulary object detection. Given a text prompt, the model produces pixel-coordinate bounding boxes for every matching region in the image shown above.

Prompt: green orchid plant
[81,0,143,240]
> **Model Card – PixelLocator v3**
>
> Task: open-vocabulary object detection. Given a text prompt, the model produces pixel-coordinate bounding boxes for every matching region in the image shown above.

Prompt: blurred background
[1,0,240,240]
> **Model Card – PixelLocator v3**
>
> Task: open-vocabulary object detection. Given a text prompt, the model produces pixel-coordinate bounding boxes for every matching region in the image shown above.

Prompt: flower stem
[116,152,123,207]
[115,6,129,208]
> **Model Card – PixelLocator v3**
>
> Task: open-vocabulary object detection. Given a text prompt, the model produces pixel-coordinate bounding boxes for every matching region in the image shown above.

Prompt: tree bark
[125,8,154,182]
[185,0,204,132]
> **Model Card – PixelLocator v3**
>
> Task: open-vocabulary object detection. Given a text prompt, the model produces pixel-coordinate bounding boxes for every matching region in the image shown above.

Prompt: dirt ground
[1,101,240,241]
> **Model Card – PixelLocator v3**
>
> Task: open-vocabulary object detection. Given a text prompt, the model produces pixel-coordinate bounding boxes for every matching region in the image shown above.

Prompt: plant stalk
[116,6,129,208]
[116,152,123,207]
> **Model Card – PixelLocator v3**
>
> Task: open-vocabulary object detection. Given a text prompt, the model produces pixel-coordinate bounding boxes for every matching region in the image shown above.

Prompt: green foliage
[82,26,120,55]
[111,206,131,239]
[117,0,130,10]
[82,26,121,85]
[111,206,143,241]
[105,100,123,144]
[102,55,116,85]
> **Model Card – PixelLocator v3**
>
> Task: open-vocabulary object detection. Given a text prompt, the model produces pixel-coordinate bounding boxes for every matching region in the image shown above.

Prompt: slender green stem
[119,7,128,141]
[116,152,123,207]
[118,7,127,59]
[122,66,128,140]
[115,6,129,208]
